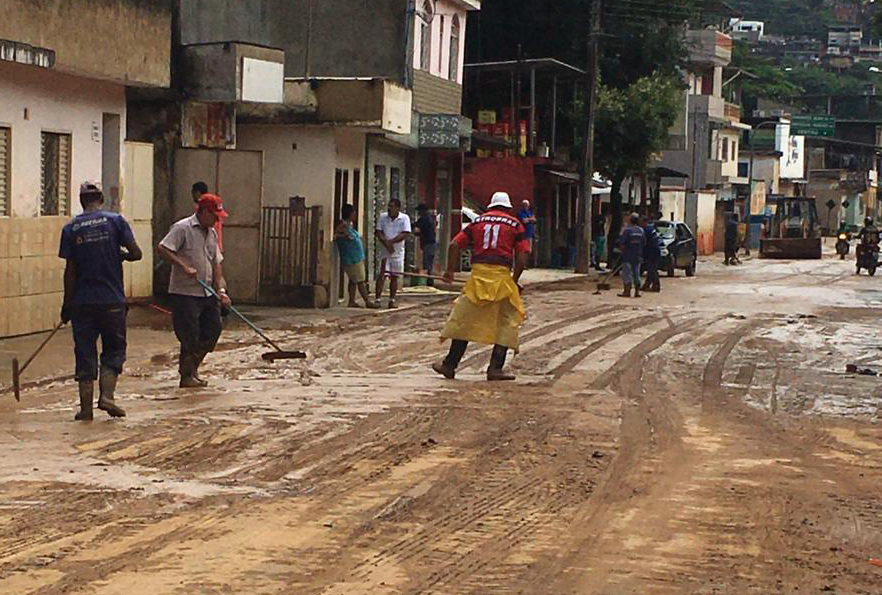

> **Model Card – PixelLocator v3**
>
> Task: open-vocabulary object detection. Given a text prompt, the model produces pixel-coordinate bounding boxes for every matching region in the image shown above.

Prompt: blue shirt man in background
[641,215,663,293]
[616,213,646,298]
[517,200,537,266]
[59,181,142,421]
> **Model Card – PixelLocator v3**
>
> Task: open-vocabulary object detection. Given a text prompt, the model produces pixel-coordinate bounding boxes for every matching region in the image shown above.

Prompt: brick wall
[0,217,66,337]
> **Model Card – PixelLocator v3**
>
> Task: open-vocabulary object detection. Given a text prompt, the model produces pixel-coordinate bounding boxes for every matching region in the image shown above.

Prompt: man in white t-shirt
[374,198,412,308]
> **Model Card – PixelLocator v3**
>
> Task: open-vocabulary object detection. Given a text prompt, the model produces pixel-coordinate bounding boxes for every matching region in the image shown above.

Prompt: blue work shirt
[59,211,135,305]
[518,208,536,239]
[335,223,366,266]
[617,224,646,264]
[643,225,662,262]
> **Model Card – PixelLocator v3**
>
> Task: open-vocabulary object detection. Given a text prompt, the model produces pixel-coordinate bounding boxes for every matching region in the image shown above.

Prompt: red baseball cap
[198,194,228,218]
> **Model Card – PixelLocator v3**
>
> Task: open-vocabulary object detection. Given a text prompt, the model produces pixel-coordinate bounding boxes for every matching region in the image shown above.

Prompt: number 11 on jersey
[483,224,501,249]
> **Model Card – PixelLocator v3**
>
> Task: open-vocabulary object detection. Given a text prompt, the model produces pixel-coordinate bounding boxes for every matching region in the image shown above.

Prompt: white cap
[79,180,102,196]
[488,192,513,210]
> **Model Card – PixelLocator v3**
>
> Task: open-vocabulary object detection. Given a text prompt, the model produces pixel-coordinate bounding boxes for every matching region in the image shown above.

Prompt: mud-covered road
[2,255,882,594]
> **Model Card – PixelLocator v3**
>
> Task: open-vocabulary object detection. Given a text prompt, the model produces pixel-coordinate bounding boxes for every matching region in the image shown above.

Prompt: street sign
[790,115,835,138]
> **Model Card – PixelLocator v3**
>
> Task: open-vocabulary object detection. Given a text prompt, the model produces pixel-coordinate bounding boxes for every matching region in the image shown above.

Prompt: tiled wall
[0,217,66,336]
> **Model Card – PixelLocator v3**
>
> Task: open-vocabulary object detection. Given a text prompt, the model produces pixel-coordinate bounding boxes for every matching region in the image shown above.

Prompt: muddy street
[1,255,882,594]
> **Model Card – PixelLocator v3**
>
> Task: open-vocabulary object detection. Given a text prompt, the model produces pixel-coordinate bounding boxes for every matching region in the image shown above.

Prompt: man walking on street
[517,200,537,266]
[617,213,646,298]
[374,198,411,308]
[335,204,380,309]
[158,194,232,388]
[641,215,662,293]
[433,192,530,381]
[415,203,437,284]
[725,212,739,266]
[60,181,143,421]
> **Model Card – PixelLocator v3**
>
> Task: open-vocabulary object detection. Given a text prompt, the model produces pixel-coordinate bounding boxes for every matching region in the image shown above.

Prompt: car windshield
[654,223,676,239]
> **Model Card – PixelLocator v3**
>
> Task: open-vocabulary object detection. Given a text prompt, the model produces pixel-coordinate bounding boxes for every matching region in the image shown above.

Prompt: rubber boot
[179,353,203,388]
[97,367,126,418]
[191,352,209,387]
[618,284,632,298]
[487,345,515,381]
[74,380,94,421]
[633,285,642,298]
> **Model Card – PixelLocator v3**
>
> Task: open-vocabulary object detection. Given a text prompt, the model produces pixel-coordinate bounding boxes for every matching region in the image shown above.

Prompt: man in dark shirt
[725,212,739,265]
[415,203,437,283]
[616,214,646,298]
[641,215,663,292]
[59,181,143,421]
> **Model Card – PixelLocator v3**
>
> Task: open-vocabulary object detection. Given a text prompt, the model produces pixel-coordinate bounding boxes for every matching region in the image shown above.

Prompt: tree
[592,73,684,254]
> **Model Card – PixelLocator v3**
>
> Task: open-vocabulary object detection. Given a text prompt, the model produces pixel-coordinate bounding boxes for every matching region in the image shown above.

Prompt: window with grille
[41,132,71,216]
[0,127,9,216]
[449,16,461,82]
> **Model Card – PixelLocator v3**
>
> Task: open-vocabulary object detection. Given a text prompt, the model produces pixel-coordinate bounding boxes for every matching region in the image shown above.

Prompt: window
[41,132,71,216]
[722,138,729,162]
[0,127,9,216]
[420,1,433,71]
[437,15,444,73]
[449,15,461,82]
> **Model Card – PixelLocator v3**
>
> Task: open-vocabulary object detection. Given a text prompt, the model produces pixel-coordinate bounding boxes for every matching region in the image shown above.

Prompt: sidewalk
[0,267,586,395]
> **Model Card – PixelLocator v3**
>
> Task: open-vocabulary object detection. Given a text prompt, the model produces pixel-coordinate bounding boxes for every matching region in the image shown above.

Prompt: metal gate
[259,203,322,305]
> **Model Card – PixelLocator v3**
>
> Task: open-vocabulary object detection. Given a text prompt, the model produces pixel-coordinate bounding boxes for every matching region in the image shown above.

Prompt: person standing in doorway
[415,203,437,285]
[158,194,231,388]
[517,200,537,266]
[60,181,143,421]
[335,204,380,309]
[617,213,646,298]
[641,215,662,292]
[374,198,411,308]
[192,181,225,253]
[433,192,530,382]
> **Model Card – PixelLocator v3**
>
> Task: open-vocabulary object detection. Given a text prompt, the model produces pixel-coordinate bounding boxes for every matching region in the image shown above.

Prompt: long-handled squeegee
[197,280,306,362]
[10,321,66,401]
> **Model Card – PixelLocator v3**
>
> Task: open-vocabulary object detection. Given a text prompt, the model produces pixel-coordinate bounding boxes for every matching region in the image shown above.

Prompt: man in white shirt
[374,198,411,308]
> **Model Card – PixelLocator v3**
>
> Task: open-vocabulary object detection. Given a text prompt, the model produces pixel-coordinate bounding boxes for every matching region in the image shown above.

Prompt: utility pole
[575,0,600,273]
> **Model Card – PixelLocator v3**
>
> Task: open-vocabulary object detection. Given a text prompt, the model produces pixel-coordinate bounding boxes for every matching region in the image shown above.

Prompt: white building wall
[0,61,131,337]
[0,62,126,218]
[236,125,367,305]
[413,0,469,83]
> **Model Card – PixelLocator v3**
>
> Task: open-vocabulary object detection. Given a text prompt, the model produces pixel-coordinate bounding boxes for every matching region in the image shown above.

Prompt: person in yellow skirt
[433,192,531,381]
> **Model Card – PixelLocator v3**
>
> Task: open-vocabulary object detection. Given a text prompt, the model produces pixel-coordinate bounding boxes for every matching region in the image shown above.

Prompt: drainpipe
[404,0,415,87]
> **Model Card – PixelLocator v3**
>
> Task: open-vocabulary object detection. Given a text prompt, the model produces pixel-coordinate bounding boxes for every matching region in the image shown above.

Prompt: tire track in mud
[548,315,659,381]
[448,305,623,372]
[531,319,707,594]
[702,320,757,391]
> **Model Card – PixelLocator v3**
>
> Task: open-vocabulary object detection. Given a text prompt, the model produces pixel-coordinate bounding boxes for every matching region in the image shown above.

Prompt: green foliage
[594,74,684,180]
[728,0,834,37]
[731,41,882,116]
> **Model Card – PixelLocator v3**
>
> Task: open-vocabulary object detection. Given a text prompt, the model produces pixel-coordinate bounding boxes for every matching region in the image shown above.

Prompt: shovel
[197,280,306,362]
[10,321,67,401]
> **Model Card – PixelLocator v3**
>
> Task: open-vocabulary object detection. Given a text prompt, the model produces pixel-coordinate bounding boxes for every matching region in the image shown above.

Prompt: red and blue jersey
[453,209,531,266]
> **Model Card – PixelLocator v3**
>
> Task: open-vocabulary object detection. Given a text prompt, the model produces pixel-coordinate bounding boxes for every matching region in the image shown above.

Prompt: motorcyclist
[859,217,879,246]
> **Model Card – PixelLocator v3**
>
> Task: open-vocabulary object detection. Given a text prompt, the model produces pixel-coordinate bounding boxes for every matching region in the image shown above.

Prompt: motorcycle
[836,232,851,260]
[856,241,879,276]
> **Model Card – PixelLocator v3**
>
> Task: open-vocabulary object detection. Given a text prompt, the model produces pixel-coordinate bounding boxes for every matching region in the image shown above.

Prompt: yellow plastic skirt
[440,263,526,350]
